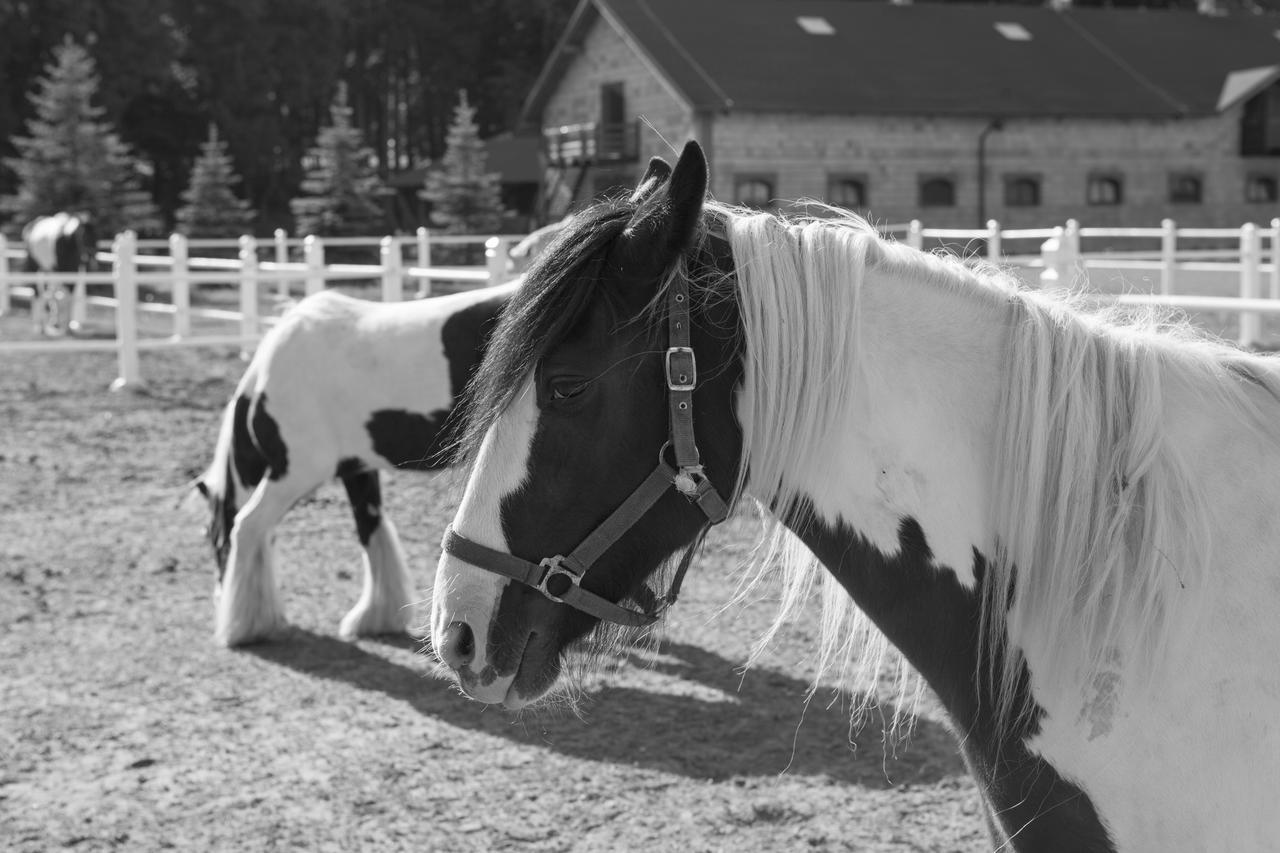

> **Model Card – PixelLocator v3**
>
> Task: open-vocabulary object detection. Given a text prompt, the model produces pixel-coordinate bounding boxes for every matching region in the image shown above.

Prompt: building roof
[523,0,1280,121]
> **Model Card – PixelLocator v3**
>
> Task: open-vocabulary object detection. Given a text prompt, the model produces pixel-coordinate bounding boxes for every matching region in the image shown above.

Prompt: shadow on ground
[245,628,967,786]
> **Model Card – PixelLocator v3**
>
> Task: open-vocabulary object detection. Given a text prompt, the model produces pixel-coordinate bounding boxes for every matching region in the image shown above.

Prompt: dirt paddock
[1,309,987,852]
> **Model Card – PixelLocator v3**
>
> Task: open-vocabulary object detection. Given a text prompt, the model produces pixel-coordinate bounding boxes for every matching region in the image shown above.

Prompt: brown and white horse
[22,211,98,335]
[195,282,514,647]
[430,143,1280,850]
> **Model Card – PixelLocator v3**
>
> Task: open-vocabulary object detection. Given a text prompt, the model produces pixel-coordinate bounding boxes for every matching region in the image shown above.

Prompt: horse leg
[31,274,46,334]
[214,473,314,646]
[337,469,415,639]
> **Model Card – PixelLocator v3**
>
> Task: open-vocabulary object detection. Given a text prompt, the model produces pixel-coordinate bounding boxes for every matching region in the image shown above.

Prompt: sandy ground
[0,303,988,852]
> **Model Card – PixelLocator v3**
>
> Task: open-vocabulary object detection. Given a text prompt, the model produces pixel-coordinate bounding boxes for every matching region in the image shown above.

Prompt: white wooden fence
[4,218,1280,391]
[0,228,521,390]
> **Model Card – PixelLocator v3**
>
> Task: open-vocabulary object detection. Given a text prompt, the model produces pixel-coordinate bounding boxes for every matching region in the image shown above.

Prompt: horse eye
[549,378,588,401]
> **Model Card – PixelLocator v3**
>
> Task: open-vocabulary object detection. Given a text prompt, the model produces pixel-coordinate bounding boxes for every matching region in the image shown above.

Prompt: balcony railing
[543,121,638,166]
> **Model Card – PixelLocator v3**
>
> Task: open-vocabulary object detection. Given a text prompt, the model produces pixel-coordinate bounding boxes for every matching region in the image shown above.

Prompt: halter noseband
[442,276,730,628]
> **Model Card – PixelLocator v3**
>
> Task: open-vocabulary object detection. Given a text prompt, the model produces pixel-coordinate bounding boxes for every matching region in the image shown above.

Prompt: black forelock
[456,198,639,462]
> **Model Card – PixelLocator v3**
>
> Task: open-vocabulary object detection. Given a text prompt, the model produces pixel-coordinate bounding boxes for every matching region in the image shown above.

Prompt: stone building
[520,0,1280,228]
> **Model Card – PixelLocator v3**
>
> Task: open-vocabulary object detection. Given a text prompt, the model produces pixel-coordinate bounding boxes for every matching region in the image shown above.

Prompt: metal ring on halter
[657,439,701,468]
[537,555,582,604]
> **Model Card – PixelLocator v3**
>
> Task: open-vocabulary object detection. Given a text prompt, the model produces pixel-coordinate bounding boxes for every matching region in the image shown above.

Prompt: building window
[735,176,775,210]
[1242,85,1280,157]
[1246,174,1279,204]
[919,176,955,208]
[1169,173,1203,204]
[1087,174,1123,206]
[827,176,866,209]
[1004,175,1041,207]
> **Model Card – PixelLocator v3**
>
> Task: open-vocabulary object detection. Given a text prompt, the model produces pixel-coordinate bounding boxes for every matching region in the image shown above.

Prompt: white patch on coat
[430,377,538,702]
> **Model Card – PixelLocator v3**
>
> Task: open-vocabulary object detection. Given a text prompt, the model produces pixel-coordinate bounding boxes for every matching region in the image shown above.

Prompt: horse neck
[738,259,1008,584]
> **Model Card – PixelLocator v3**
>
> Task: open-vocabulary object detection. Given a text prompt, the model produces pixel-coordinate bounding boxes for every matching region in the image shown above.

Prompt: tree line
[0,0,575,234]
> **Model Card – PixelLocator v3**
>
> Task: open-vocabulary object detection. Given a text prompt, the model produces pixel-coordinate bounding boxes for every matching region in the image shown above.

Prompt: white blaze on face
[431,378,539,679]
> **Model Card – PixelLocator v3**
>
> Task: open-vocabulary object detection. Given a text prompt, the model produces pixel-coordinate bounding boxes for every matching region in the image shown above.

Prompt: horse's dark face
[432,143,744,707]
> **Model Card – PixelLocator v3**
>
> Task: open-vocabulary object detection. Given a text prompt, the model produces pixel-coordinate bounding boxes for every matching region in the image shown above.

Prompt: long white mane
[709,201,1280,731]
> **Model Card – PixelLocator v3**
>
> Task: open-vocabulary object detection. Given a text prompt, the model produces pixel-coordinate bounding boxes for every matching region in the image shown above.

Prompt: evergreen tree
[289,83,387,237]
[421,90,504,234]
[176,124,254,237]
[0,37,160,235]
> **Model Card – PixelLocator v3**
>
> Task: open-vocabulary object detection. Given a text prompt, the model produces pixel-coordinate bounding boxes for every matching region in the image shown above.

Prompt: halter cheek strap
[441,278,730,627]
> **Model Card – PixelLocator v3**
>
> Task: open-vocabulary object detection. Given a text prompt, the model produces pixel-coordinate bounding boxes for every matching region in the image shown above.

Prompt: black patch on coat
[366,408,452,471]
[231,395,266,488]
[794,507,1116,852]
[363,294,508,471]
[441,293,508,400]
[340,467,383,546]
[250,393,288,480]
[334,457,366,480]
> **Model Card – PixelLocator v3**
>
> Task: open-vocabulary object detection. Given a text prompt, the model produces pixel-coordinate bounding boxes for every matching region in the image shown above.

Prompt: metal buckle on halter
[665,347,697,392]
[537,555,582,604]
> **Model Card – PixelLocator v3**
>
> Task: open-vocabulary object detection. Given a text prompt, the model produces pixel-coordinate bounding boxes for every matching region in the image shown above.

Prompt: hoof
[338,604,412,641]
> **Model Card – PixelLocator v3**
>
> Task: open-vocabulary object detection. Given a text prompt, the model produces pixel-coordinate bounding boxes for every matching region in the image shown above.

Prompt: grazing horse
[195,281,514,647]
[22,211,98,335]
[508,217,570,276]
[429,142,1280,851]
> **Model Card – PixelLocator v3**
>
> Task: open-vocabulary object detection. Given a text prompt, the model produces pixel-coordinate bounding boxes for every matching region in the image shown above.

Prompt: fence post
[304,236,324,297]
[415,226,432,298]
[170,233,190,339]
[1240,222,1262,348]
[1160,218,1177,296]
[273,228,291,301]
[1040,227,1064,289]
[380,236,403,302]
[485,236,508,286]
[109,231,140,391]
[238,235,259,359]
[0,233,8,316]
[906,220,923,251]
[1270,218,1280,301]
[986,219,1001,261]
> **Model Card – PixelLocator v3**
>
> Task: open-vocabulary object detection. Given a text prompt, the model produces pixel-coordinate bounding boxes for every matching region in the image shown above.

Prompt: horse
[428,142,1280,851]
[508,216,570,276]
[22,211,98,335]
[194,281,514,647]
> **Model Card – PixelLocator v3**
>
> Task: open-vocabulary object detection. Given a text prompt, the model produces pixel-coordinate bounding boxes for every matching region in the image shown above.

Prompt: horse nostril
[437,620,475,671]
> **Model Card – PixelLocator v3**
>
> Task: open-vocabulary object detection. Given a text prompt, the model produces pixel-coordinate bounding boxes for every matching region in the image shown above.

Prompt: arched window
[827,177,866,210]
[1087,175,1123,206]
[919,177,955,208]
[1004,176,1041,207]
[1247,174,1279,204]
[734,176,775,210]
[1169,173,1203,204]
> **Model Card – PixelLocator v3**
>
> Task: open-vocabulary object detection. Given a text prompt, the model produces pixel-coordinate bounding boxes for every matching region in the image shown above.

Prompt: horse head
[431,142,745,707]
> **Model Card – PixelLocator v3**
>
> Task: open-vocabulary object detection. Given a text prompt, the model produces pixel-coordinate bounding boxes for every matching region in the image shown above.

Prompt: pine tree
[289,83,387,237]
[0,37,160,236]
[176,124,255,237]
[421,90,505,235]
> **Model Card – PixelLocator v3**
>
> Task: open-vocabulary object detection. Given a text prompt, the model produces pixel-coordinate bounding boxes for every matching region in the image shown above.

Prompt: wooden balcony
[543,121,638,166]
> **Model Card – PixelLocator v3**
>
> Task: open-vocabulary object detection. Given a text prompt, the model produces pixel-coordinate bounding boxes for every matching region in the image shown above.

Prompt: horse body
[199,283,513,646]
[22,211,97,335]
[430,143,1280,849]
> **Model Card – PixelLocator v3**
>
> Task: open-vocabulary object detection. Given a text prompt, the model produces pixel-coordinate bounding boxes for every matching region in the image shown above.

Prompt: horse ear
[628,157,672,204]
[614,141,708,277]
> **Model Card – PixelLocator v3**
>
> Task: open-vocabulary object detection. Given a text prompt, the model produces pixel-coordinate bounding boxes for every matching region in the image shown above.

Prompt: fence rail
[6,217,1280,390]
[0,229,520,389]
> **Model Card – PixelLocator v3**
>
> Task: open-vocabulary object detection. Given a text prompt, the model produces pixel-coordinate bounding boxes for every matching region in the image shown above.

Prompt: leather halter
[442,276,730,628]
